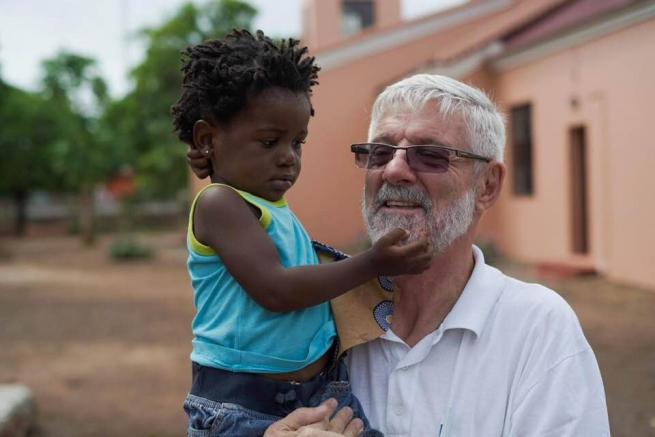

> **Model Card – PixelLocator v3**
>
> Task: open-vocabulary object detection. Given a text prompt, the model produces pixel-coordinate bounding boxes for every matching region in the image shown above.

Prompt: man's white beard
[363,183,476,253]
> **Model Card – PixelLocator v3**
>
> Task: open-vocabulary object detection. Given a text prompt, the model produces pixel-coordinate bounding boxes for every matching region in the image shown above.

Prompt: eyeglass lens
[358,144,451,173]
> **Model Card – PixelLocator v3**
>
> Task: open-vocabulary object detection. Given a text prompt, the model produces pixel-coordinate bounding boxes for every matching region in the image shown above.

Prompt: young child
[171,29,432,437]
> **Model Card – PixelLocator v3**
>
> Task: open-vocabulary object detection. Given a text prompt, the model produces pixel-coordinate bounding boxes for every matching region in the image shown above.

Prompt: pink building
[192,0,655,290]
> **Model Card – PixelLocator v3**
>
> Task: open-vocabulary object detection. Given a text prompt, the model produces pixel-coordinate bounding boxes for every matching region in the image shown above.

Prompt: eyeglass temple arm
[454,149,491,162]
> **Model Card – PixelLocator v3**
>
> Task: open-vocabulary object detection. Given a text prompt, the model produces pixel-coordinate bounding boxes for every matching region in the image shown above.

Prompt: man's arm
[507,345,610,435]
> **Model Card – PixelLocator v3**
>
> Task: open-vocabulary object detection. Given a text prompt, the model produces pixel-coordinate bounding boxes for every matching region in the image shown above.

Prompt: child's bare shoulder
[195,184,251,220]
[197,184,242,207]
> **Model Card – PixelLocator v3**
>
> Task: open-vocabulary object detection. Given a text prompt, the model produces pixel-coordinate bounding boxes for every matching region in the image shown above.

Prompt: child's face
[207,88,311,201]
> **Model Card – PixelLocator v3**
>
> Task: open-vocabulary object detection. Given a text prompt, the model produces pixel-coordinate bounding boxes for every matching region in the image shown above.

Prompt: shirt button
[395,404,404,415]
[401,366,409,371]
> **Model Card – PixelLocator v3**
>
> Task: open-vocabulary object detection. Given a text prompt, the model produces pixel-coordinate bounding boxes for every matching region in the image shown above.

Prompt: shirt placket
[384,327,444,436]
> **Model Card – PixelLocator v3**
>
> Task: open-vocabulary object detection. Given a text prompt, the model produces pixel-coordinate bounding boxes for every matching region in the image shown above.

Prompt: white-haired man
[190,74,610,436]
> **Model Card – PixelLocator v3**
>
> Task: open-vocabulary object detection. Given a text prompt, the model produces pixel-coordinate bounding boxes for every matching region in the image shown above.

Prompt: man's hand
[368,228,433,276]
[187,147,212,179]
[264,398,363,437]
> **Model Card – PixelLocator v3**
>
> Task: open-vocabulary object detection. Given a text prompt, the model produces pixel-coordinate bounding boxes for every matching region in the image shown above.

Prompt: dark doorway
[570,126,589,254]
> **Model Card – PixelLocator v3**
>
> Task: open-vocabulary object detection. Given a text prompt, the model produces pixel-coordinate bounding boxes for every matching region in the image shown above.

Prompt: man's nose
[382,150,417,185]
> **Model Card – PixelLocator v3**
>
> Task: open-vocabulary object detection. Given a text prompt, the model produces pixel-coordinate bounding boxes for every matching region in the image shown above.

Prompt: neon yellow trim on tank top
[187,183,286,255]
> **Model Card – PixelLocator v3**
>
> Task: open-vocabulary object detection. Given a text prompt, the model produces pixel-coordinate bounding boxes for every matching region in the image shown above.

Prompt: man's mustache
[371,183,432,213]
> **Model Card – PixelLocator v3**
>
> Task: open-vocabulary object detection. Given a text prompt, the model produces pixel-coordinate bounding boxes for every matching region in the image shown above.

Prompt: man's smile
[384,200,422,208]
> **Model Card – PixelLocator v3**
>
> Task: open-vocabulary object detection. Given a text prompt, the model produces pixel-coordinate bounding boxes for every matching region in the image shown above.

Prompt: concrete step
[0,384,36,437]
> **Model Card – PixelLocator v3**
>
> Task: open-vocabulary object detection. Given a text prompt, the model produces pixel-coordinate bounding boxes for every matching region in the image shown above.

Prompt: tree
[41,51,124,244]
[0,1,260,239]
[115,0,257,199]
[0,78,65,235]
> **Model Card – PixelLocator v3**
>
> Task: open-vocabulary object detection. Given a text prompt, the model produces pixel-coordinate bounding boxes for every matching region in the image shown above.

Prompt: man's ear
[475,161,505,213]
[192,120,217,157]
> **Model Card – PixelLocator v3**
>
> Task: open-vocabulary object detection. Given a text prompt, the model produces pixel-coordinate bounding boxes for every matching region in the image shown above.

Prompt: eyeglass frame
[350,142,492,173]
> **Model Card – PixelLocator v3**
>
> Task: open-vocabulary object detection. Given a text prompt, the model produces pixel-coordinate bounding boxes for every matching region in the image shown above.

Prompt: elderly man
[189,74,610,436]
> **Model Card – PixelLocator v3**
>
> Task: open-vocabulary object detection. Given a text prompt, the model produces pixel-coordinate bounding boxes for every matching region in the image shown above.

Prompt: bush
[109,237,154,260]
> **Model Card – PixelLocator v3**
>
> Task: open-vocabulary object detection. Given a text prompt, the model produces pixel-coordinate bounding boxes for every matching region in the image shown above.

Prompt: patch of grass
[109,237,154,260]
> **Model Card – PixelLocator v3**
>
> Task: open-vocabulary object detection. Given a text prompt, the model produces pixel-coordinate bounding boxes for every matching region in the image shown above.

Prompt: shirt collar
[441,245,506,338]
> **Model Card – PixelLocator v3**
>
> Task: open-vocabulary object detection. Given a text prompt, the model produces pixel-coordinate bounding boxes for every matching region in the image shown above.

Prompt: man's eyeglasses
[350,142,492,173]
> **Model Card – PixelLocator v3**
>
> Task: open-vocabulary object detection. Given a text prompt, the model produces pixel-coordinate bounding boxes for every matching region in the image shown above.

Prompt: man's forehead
[372,106,464,144]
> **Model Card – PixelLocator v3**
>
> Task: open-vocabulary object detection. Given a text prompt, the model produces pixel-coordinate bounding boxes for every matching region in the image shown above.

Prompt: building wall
[301,0,342,50]
[301,0,401,51]
[191,4,655,290]
[192,0,548,252]
[494,17,655,288]
[287,0,558,252]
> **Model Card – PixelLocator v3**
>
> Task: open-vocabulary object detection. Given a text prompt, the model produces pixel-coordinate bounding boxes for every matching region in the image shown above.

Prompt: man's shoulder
[472,247,573,318]
[486,267,591,350]
[495,268,567,305]
[490,267,581,327]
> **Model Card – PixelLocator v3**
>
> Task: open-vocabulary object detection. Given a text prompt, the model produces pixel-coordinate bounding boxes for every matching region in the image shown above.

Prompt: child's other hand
[187,148,212,179]
[369,228,433,276]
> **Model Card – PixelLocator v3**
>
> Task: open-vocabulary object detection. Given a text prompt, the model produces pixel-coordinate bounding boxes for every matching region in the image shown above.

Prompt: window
[341,1,375,36]
[510,104,534,195]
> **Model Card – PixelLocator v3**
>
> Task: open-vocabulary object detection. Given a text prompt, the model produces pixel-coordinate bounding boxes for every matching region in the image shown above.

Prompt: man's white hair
[368,74,506,165]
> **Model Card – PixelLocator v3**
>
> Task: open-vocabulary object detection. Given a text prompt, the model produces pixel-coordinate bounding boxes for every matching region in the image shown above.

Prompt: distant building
[191,0,655,290]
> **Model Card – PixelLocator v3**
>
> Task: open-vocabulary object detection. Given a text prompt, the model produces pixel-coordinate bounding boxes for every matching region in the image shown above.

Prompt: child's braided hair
[171,29,320,144]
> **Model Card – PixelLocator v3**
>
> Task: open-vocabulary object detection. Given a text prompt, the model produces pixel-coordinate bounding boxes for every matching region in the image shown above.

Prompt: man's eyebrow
[413,138,452,148]
[372,134,452,148]
[371,134,396,144]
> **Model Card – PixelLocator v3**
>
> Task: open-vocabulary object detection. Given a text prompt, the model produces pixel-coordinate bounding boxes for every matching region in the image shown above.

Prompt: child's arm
[195,185,432,312]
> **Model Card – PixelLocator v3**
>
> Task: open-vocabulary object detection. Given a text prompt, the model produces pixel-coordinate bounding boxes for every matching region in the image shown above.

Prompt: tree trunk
[13,187,28,237]
[79,185,96,245]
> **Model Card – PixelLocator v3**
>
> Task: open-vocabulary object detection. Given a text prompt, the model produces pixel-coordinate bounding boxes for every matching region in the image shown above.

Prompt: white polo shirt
[347,246,610,437]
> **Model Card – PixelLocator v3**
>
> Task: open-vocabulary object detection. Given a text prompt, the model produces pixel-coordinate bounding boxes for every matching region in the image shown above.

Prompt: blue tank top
[187,183,336,373]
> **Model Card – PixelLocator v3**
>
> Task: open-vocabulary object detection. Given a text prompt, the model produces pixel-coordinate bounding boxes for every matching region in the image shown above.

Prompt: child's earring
[204,149,210,155]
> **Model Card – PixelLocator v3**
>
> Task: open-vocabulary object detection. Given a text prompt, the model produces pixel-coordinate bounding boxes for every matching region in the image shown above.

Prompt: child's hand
[369,228,433,276]
[187,147,212,179]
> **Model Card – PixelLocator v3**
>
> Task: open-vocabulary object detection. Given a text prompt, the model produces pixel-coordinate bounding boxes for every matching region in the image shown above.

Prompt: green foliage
[0,0,260,238]
[116,0,258,198]
[109,236,154,260]
[42,53,109,115]
[0,74,75,234]
[42,51,122,191]
[39,51,125,244]
[0,81,65,194]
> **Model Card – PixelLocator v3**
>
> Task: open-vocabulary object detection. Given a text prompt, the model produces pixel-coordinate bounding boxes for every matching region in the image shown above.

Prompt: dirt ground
[0,231,654,436]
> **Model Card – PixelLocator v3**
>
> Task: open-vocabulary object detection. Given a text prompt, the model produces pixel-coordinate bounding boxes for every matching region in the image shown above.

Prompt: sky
[0,0,466,97]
